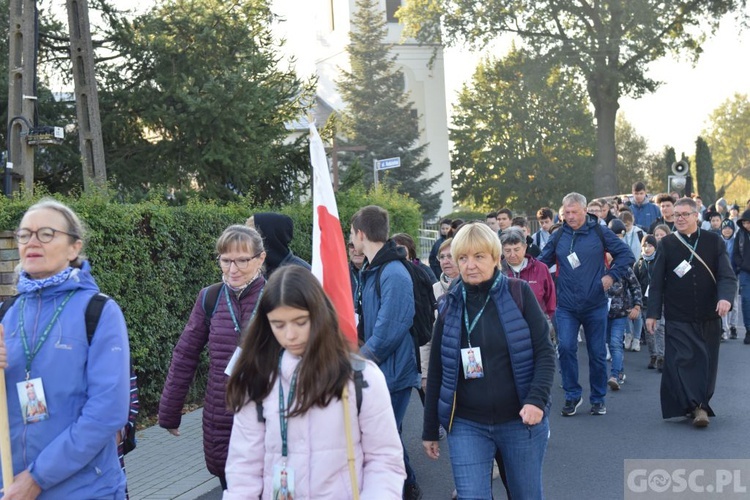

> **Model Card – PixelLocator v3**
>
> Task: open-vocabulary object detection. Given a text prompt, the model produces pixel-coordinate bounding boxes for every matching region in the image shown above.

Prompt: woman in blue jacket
[0,199,130,499]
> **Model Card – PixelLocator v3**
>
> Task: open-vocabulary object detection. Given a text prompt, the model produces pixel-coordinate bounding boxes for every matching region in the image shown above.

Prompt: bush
[0,186,420,416]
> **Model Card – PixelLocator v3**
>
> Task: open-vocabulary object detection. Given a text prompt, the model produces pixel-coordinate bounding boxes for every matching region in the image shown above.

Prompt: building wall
[272,0,453,218]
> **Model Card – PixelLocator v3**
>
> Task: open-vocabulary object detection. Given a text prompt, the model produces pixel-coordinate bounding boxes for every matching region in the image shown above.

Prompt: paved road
[192,334,750,499]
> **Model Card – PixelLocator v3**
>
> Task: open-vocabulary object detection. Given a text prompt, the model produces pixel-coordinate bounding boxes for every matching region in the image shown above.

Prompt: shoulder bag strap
[342,385,360,500]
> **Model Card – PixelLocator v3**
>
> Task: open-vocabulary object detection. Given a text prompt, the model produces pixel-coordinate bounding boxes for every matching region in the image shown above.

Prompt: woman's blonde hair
[451,222,501,267]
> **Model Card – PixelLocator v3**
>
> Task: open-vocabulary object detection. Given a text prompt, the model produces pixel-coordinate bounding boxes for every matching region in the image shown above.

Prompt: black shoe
[647,356,656,369]
[656,356,664,372]
[730,327,738,339]
[745,334,750,345]
[561,397,582,416]
[403,482,423,500]
[590,402,607,415]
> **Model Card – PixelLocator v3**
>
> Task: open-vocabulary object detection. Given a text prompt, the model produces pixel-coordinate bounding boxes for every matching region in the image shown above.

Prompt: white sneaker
[606,344,612,361]
[722,330,729,340]
[624,333,633,351]
[631,338,641,352]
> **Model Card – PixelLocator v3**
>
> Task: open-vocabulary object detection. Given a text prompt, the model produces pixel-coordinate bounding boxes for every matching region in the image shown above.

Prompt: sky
[441,15,750,156]
[103,0,749,158]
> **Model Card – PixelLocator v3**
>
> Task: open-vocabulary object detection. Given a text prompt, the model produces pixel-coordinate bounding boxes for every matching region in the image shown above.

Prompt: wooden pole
[0,325,12,487]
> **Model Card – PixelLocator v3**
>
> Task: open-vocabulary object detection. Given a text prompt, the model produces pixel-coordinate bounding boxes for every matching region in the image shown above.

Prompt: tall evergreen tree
[336,0,442,218]
[694,137,717,203]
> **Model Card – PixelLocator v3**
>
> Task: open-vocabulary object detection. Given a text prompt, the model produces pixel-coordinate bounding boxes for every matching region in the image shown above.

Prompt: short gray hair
[563,192,587,208]
[499,227,526,247]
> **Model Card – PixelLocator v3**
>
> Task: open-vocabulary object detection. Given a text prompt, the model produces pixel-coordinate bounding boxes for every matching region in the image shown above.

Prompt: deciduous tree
[615,114,663,194]
[450,47,595,213]
[703,93,750,200]
[399,0,748,197]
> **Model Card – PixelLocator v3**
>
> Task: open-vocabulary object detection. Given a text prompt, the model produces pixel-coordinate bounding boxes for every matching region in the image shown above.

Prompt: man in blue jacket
[628,181,661,232]
[351,205,421,499]
[539,193,635,417]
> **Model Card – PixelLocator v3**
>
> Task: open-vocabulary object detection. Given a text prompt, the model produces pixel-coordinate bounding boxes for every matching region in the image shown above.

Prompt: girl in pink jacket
[223,266,405,499]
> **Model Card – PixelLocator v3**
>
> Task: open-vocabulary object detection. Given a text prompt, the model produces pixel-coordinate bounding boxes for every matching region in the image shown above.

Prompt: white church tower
[272,0,453,217]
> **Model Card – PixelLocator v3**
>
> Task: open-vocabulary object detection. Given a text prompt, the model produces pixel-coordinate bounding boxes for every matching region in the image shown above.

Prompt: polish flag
[310,123,358,347]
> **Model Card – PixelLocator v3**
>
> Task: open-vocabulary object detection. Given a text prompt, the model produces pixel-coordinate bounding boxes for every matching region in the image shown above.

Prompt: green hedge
[0,187,420,416]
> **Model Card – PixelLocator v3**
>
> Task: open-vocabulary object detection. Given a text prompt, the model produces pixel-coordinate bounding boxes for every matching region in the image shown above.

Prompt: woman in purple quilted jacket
[159,225,266,490]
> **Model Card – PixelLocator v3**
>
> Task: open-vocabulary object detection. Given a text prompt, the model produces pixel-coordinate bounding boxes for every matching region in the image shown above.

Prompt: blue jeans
[390,388,416,486]
[448,416,548,499]
[556,305,608,404]
[739,271,750,330]
[629,314,643,341]
[607,316,627,378]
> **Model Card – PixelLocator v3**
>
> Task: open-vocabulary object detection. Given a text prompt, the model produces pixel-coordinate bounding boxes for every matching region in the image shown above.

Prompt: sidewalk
[125,408,220,500]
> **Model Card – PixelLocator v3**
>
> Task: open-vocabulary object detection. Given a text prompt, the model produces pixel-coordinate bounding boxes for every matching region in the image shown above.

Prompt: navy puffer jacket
[159,277,265,477]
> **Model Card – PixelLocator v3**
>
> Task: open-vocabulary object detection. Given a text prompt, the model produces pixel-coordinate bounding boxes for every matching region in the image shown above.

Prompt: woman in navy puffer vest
[159,225,266,489]
[422,222,555,499]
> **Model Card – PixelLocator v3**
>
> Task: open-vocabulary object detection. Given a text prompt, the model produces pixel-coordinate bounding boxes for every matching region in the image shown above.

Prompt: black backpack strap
[350,355,368,414]
[85,293,110,344]
[256,401,265,423]
[201,283,223,327]
[0,295,19,322]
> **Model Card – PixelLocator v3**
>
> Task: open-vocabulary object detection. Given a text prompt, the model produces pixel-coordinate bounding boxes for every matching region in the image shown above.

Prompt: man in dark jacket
[732,208,750,345]
[350,205,422,499]
[647,198,737,428]
[247,212,310,276]
[539,192,635,417]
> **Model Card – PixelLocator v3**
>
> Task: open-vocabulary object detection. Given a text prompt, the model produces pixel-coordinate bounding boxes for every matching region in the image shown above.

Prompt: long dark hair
[226,266,353,416]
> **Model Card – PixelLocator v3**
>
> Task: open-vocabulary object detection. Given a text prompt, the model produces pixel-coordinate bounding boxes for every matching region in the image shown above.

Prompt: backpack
[0,293,140,455]
[201,283,224,327]
[374,260,438,370]
[548,221,609,275]
[255,355,368,422]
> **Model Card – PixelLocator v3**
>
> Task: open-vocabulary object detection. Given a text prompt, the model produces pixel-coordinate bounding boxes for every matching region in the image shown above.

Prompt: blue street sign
[376,157,401,170]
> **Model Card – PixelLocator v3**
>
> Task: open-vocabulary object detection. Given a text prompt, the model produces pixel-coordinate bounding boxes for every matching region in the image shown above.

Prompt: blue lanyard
[569,234,577,255]
[19,290,77,377]
[461,273,502,348]
[222,284,264,335]
[678,229,701,264]
[278,350,300,459]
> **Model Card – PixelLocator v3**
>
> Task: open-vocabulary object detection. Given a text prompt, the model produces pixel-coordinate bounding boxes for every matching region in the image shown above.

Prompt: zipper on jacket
[448,391,457,432]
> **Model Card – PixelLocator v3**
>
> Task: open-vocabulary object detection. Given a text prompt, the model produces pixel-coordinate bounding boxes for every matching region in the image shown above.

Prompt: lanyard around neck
[678,229,701,264]
[19,290,77,377]
[223,283,264,335]
[461,273,502,348]
[278,350,300,459]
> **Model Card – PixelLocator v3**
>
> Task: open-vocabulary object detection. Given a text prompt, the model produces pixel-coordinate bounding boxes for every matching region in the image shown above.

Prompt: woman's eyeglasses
[217,253,262,270]
[14,227,78,244]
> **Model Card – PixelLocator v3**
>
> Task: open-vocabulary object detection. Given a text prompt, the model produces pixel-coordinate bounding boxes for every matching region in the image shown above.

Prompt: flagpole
[0,325,13,486]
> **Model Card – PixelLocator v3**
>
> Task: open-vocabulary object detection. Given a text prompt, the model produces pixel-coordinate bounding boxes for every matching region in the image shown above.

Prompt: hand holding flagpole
[0,324,12,487]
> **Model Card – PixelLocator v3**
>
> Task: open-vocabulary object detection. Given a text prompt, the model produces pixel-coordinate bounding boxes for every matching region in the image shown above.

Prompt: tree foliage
[450,47,595,214]
[95,0,314,205]
[336,0,442,218]
[694,137,717,203]
[399,0,748,197]
[703,93,750,201]
[615,114,663,194]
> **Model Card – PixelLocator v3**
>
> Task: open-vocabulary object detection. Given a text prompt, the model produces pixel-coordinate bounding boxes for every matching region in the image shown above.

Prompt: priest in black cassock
[645,197,737,428]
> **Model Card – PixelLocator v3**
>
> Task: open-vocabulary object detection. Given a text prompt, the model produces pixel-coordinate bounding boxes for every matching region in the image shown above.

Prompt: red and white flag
[310,123,358,347]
